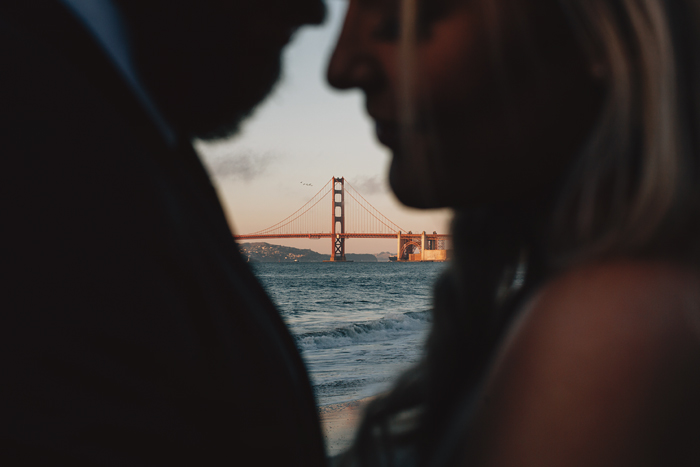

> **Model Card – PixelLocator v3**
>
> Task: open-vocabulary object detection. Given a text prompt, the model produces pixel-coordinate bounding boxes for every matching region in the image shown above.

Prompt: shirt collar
[59,0,177,147]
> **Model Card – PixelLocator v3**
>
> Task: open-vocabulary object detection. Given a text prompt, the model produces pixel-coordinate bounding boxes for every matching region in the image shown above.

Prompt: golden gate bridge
[233,177,450,262]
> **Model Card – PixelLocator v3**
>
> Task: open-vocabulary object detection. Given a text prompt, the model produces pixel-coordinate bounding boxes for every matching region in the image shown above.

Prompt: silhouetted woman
[327,0,700,465]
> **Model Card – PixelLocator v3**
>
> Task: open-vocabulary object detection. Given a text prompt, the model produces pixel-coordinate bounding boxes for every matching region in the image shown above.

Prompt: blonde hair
[341,1,700,465]
[399,0,700,264]
[552,0,700,263]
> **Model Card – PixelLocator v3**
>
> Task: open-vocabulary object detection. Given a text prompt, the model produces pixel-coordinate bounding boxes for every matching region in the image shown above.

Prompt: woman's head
[328,0,604,209]
[329,2,700,465]
[328,0,700,263]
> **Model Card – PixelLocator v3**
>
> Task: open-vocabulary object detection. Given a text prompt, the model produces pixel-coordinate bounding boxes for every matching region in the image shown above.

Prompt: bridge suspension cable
[248,179,333,236]
[235,177,450,260]
[236,175,452,241]
[343,180,405,234]
[245,177,409,237]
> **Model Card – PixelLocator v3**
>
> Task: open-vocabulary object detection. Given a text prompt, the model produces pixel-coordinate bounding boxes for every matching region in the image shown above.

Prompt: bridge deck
[234,233,450,240]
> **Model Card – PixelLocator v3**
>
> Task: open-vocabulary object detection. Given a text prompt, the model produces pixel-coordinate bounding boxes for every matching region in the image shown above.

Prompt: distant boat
[388,255,397,262]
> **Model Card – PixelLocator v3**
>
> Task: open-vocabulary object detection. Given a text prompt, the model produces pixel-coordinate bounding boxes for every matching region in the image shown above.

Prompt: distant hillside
[375,251,396,262]
[238,242,377,262]
[346,254,378,262]
[238,242,325,262]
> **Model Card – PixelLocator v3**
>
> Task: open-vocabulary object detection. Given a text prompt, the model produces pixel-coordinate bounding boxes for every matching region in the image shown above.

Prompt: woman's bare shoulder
[523,259,700,350]
[463,260,700,466]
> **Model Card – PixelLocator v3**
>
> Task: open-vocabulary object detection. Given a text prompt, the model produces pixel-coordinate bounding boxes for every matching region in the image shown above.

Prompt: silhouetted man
[0,1,327,464]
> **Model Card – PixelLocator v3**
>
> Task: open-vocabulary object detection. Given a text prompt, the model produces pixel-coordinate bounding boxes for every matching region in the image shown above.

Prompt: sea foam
[296,310,431,350]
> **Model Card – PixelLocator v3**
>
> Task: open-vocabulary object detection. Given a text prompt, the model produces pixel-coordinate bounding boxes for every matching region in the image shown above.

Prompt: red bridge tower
[331,177,346,261]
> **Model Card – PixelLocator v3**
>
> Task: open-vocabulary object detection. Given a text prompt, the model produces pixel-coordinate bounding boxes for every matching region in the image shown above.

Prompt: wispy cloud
[203,149,278,181]
[351,175,387,196]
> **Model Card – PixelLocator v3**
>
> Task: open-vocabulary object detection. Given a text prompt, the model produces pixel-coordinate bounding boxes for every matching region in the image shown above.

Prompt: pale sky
[196,0,452,255]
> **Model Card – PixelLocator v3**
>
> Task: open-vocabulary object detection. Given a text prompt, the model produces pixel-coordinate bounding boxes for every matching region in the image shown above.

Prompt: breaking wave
[296,310,431,350]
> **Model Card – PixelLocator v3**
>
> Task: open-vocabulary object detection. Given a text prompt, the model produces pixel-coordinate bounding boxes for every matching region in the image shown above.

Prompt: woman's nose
[327,50,378,91]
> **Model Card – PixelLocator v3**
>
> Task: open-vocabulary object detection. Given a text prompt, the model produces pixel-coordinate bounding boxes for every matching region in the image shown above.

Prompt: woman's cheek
[416,22,490,117]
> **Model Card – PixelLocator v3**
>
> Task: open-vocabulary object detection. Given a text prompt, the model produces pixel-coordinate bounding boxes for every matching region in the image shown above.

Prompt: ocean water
[250,262,448,406]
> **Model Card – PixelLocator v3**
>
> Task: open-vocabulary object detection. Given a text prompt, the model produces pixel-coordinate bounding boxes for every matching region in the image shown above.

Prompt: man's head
[114,0,325,140]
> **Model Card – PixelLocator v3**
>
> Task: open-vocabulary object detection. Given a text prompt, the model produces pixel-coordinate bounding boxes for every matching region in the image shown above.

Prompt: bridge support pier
[397,231,418,261]
[397,231,401,262]
[396,231,449,261]
[330,177,346,261]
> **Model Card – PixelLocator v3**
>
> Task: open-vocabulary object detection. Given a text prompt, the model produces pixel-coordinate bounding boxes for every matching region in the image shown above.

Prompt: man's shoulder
[1,0,168,149]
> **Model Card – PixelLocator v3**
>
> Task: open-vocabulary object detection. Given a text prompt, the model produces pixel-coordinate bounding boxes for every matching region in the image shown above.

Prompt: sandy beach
[319,397,374,457]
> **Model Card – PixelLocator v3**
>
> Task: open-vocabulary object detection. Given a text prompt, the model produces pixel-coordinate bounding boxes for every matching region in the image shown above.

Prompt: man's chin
[186,69,281,142]
[389,162,445,209]
[190,113,248,142]
[186,89,274,141]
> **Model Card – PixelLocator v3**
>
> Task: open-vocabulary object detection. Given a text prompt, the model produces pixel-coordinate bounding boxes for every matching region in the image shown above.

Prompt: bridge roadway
[233,233,450,240]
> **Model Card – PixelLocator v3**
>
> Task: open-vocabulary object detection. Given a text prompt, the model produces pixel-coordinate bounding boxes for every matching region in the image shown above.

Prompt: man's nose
[284,0,326,27]
[327,6,377,91]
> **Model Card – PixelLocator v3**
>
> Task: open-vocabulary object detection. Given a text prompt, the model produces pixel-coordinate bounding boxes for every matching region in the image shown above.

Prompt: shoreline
[318,396,375,457]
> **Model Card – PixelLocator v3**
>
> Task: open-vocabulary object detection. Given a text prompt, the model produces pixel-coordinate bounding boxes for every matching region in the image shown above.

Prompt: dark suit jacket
[0,2,327,465]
